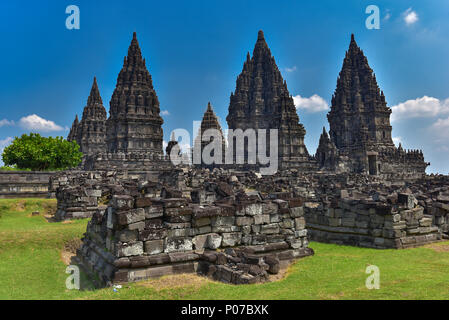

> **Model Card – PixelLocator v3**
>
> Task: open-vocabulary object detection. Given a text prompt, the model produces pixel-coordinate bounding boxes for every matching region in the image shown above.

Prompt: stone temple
[48,31,449,287]
[69,32,168,171]
[318,34,428,177]
[226,31,310,169]
[68,77,107,159]
[194,102,226,167]
[106,32,164,155]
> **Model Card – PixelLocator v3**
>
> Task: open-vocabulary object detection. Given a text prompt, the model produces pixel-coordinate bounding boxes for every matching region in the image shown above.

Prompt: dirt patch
[268,265,290,282]
[138,274,212,291]
[13,200,26,212]
[41,201,57,216]
[61,238,83,265]
[424,241,449,252]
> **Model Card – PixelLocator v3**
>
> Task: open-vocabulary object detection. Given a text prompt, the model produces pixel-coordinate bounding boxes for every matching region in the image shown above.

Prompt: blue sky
[1,0,449,173]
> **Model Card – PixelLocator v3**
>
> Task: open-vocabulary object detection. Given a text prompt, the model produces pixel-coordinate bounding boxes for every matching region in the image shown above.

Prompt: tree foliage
[2,133,83,171]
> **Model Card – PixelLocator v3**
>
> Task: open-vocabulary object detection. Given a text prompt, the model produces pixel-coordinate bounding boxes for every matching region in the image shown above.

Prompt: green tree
[2,133,83,171]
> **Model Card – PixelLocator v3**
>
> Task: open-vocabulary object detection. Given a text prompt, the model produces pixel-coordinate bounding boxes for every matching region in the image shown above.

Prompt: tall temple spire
[82,77,107,122]
[252,29,271,60]
[328,34,393,151]
[106,32,163,154]
[195,102,226,167]
[76,77,107,157]
[227,30,308,167]
[87,76,103,106]
[67,115,79,142]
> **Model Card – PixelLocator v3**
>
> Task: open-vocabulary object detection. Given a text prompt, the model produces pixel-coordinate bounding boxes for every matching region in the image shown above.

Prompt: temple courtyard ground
[0,198,448,300]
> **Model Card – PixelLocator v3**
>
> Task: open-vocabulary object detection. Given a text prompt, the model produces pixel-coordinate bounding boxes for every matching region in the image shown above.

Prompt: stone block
[236,216,254,226]
[117,242,144,257]
[290,207,304,218]
[280,218,294,229]
[207,233,223,249]
[270,214,280,223]
[245,203,263,216]
[260,224,280,234]
[145,240,164,255]
[211,216,235,227]
[112,195,134,210]
[135,197,153,208]
[192,234,209,250]
[118,208,145,225]
[221,232,242,247]
[254,214,270,225]
[295,217,307,230]
[193,217,211,227]
[164,237,193,253]
[128,221,145,231]
[262,202,278,214]
[116,229,138,242]
[144,205,164,219]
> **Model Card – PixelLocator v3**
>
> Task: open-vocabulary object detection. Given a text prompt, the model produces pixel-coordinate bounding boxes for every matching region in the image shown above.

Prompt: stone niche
[76,193,313,286]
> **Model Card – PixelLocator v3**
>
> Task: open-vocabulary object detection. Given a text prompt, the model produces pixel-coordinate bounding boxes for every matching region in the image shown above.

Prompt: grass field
[1,198,449,300]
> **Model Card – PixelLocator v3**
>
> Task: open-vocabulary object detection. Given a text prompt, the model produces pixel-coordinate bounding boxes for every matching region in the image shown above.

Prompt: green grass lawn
[1,198,449,300]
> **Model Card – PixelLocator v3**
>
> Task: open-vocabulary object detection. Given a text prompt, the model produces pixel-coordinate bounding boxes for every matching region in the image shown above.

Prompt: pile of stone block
[198,246,313,284]
[55,186,103,220]
[76,189,313,286]
[305,191,441,249]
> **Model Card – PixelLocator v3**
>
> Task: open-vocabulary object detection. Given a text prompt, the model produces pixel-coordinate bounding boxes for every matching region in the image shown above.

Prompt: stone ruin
[68,31,428,178]
[226,31,312,170]
[320,34,428,177]
[75,178,312,286]
[55,31,449,286]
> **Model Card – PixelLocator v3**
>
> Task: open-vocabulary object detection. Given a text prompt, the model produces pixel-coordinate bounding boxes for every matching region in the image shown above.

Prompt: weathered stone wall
[305,193,441,249]
[51,169,185,221]
[83,152,172,171]
[429,200,449,235]
[76,193,312,286]
[0,171,57,198]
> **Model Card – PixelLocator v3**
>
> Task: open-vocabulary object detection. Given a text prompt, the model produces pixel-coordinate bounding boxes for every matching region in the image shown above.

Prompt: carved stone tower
[106,32,164,154]
[226,30,308,168]
[194,102,226,166]
[328,34,394,154]
[75,77,107,157]
[327,34,428,176]
[67,115,79,143]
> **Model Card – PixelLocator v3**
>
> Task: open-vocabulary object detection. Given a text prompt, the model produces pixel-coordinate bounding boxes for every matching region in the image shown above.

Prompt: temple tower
[327,34,428,176]
[106,32,164,154]
[67,115,79,143]
[226,30,308,168]
[194,102,226,167]
[75,77,107,157]
[328,34,394,152]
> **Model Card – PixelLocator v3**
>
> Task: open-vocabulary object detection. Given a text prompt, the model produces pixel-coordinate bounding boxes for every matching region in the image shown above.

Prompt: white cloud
[392,136,402,146]
[436,145,449,153]
[383,10,391,21]
[0,137,13,164]
[403,8,418,26]
[161,110,170,116]
[293,94,329,113]
[284,66,297,73]
[431,116,449,139]
[0,137,13,148]
[0,119,14,127]
[18,114,64,132]
[391,96,449,122]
